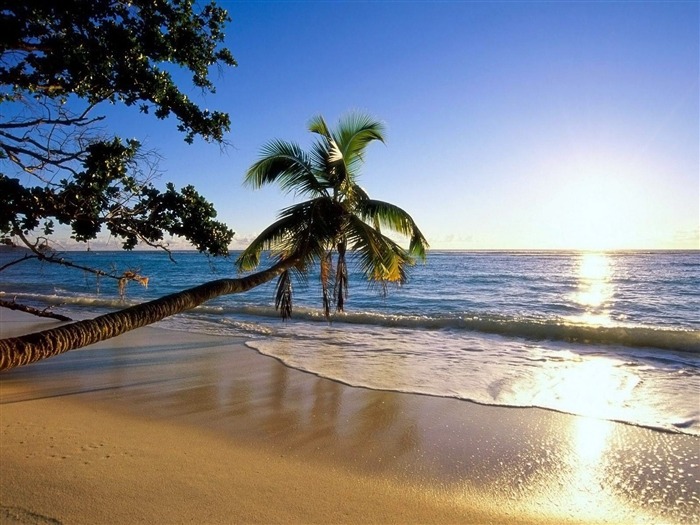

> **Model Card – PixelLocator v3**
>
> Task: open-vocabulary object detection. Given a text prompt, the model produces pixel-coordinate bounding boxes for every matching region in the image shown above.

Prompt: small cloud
[229,234,259,250]
[427,233,475,249]
[672,228,700,248]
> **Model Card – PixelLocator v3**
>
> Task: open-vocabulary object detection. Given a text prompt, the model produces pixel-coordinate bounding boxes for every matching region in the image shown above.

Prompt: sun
[535,172,659,250]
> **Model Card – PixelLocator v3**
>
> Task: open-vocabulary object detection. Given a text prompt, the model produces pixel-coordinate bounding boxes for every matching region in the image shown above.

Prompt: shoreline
[1,310,698,524]
[246,340,698,439]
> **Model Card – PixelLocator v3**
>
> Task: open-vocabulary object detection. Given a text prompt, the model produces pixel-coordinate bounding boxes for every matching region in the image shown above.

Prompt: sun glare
[521,357,648,522]
[528,158,673,250]
[574,415,613,463]
[568,252,614,326]
[562,178,639,250]
[550,358,639,419]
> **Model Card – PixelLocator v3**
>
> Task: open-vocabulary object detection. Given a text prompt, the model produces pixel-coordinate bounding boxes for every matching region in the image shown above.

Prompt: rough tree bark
[0,257,296,371]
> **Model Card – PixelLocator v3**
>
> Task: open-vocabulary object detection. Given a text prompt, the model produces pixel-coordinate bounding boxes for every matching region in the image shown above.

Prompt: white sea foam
[2,249,699,435]
[6,290,698,352]
[245,321,700,436]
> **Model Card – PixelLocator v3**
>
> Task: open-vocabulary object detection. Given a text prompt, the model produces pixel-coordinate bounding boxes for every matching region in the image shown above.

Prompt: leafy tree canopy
[0,0,237,256]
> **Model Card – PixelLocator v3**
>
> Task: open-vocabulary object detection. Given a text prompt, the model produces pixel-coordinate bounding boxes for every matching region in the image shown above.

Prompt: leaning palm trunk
[0,257,297,371]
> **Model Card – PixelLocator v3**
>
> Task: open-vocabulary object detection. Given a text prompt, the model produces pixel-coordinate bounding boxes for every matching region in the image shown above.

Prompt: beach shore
[1,310,698,524]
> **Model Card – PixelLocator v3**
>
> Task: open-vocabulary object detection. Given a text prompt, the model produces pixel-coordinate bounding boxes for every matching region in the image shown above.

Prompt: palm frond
[334,113,386,177]
[334,241,348,312]
[355,199,429,259]
[320,251,333,318]
[245,140,327,197]
[308,130,347,189]
[235,204,318,272]
[353,185,371,201]
[309,140,330,176]
[274,270,293,320]
[308,115,332,139]
[345,215,414,285]
[283,199,344,258]
[242,112,429,317]
[238,197,347,271]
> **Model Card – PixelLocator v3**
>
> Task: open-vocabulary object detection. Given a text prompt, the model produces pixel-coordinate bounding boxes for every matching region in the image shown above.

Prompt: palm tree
[0,112,428,371]
[237,112,428,319]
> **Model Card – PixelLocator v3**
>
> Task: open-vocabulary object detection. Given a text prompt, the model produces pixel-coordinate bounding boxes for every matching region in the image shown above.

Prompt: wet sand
[1,310,698,524]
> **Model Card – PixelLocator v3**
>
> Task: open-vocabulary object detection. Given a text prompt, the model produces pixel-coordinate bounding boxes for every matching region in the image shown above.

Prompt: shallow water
[1,249,699,435]
[2,323,698,524]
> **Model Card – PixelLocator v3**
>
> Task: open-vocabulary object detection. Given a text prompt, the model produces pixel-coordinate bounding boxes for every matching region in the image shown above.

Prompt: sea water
[1,249,698,436]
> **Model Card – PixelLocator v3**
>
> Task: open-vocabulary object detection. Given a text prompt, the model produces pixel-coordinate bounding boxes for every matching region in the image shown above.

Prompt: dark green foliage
[0,0,236,255]
[274,270,293,320]
[0,0,236,142]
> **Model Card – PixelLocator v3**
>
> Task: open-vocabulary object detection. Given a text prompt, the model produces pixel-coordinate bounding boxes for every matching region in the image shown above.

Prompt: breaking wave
[4,290,697,353]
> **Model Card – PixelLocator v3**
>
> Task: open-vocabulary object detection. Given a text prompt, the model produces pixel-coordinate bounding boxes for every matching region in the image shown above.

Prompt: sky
[99,1,699,250]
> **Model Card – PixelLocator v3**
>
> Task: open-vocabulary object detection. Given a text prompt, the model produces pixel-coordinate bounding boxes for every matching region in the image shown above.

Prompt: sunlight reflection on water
[568,252,615,326]
[574,416,613,464]
[529,357,641,421]
[517,416,658,523]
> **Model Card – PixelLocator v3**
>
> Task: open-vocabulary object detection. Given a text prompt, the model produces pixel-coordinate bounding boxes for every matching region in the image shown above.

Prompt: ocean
[1,249,698,436]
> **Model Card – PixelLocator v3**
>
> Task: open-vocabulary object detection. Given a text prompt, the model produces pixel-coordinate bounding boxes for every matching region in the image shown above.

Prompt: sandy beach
[1,310,698,525]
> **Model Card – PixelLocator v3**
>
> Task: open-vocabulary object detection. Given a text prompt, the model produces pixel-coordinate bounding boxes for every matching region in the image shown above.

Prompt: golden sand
[1,310,697,524]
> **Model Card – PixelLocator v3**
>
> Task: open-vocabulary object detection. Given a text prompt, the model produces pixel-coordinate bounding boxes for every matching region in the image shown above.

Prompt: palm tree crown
[237,112,429,318]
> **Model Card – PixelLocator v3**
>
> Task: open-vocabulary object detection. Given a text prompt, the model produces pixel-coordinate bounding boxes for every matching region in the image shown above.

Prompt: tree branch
[0,298,72,322]
[0,114,105,130]
[12,231,150,292]
[0,253,39,272]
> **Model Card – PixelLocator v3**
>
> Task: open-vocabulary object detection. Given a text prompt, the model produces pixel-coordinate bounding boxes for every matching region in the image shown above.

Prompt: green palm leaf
[237,198,344,272]
[345,215,412,285]
[356,199,429,259]
[334,113,385,177]
[308,115,332,138]
[236,211,306,271]
[320,251,333,317]
[274,270,293,320]
[245,140,328,197]
[309,115,348,188]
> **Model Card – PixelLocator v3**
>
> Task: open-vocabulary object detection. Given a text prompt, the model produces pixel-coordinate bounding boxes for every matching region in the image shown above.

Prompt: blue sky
[105,0,698,250]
